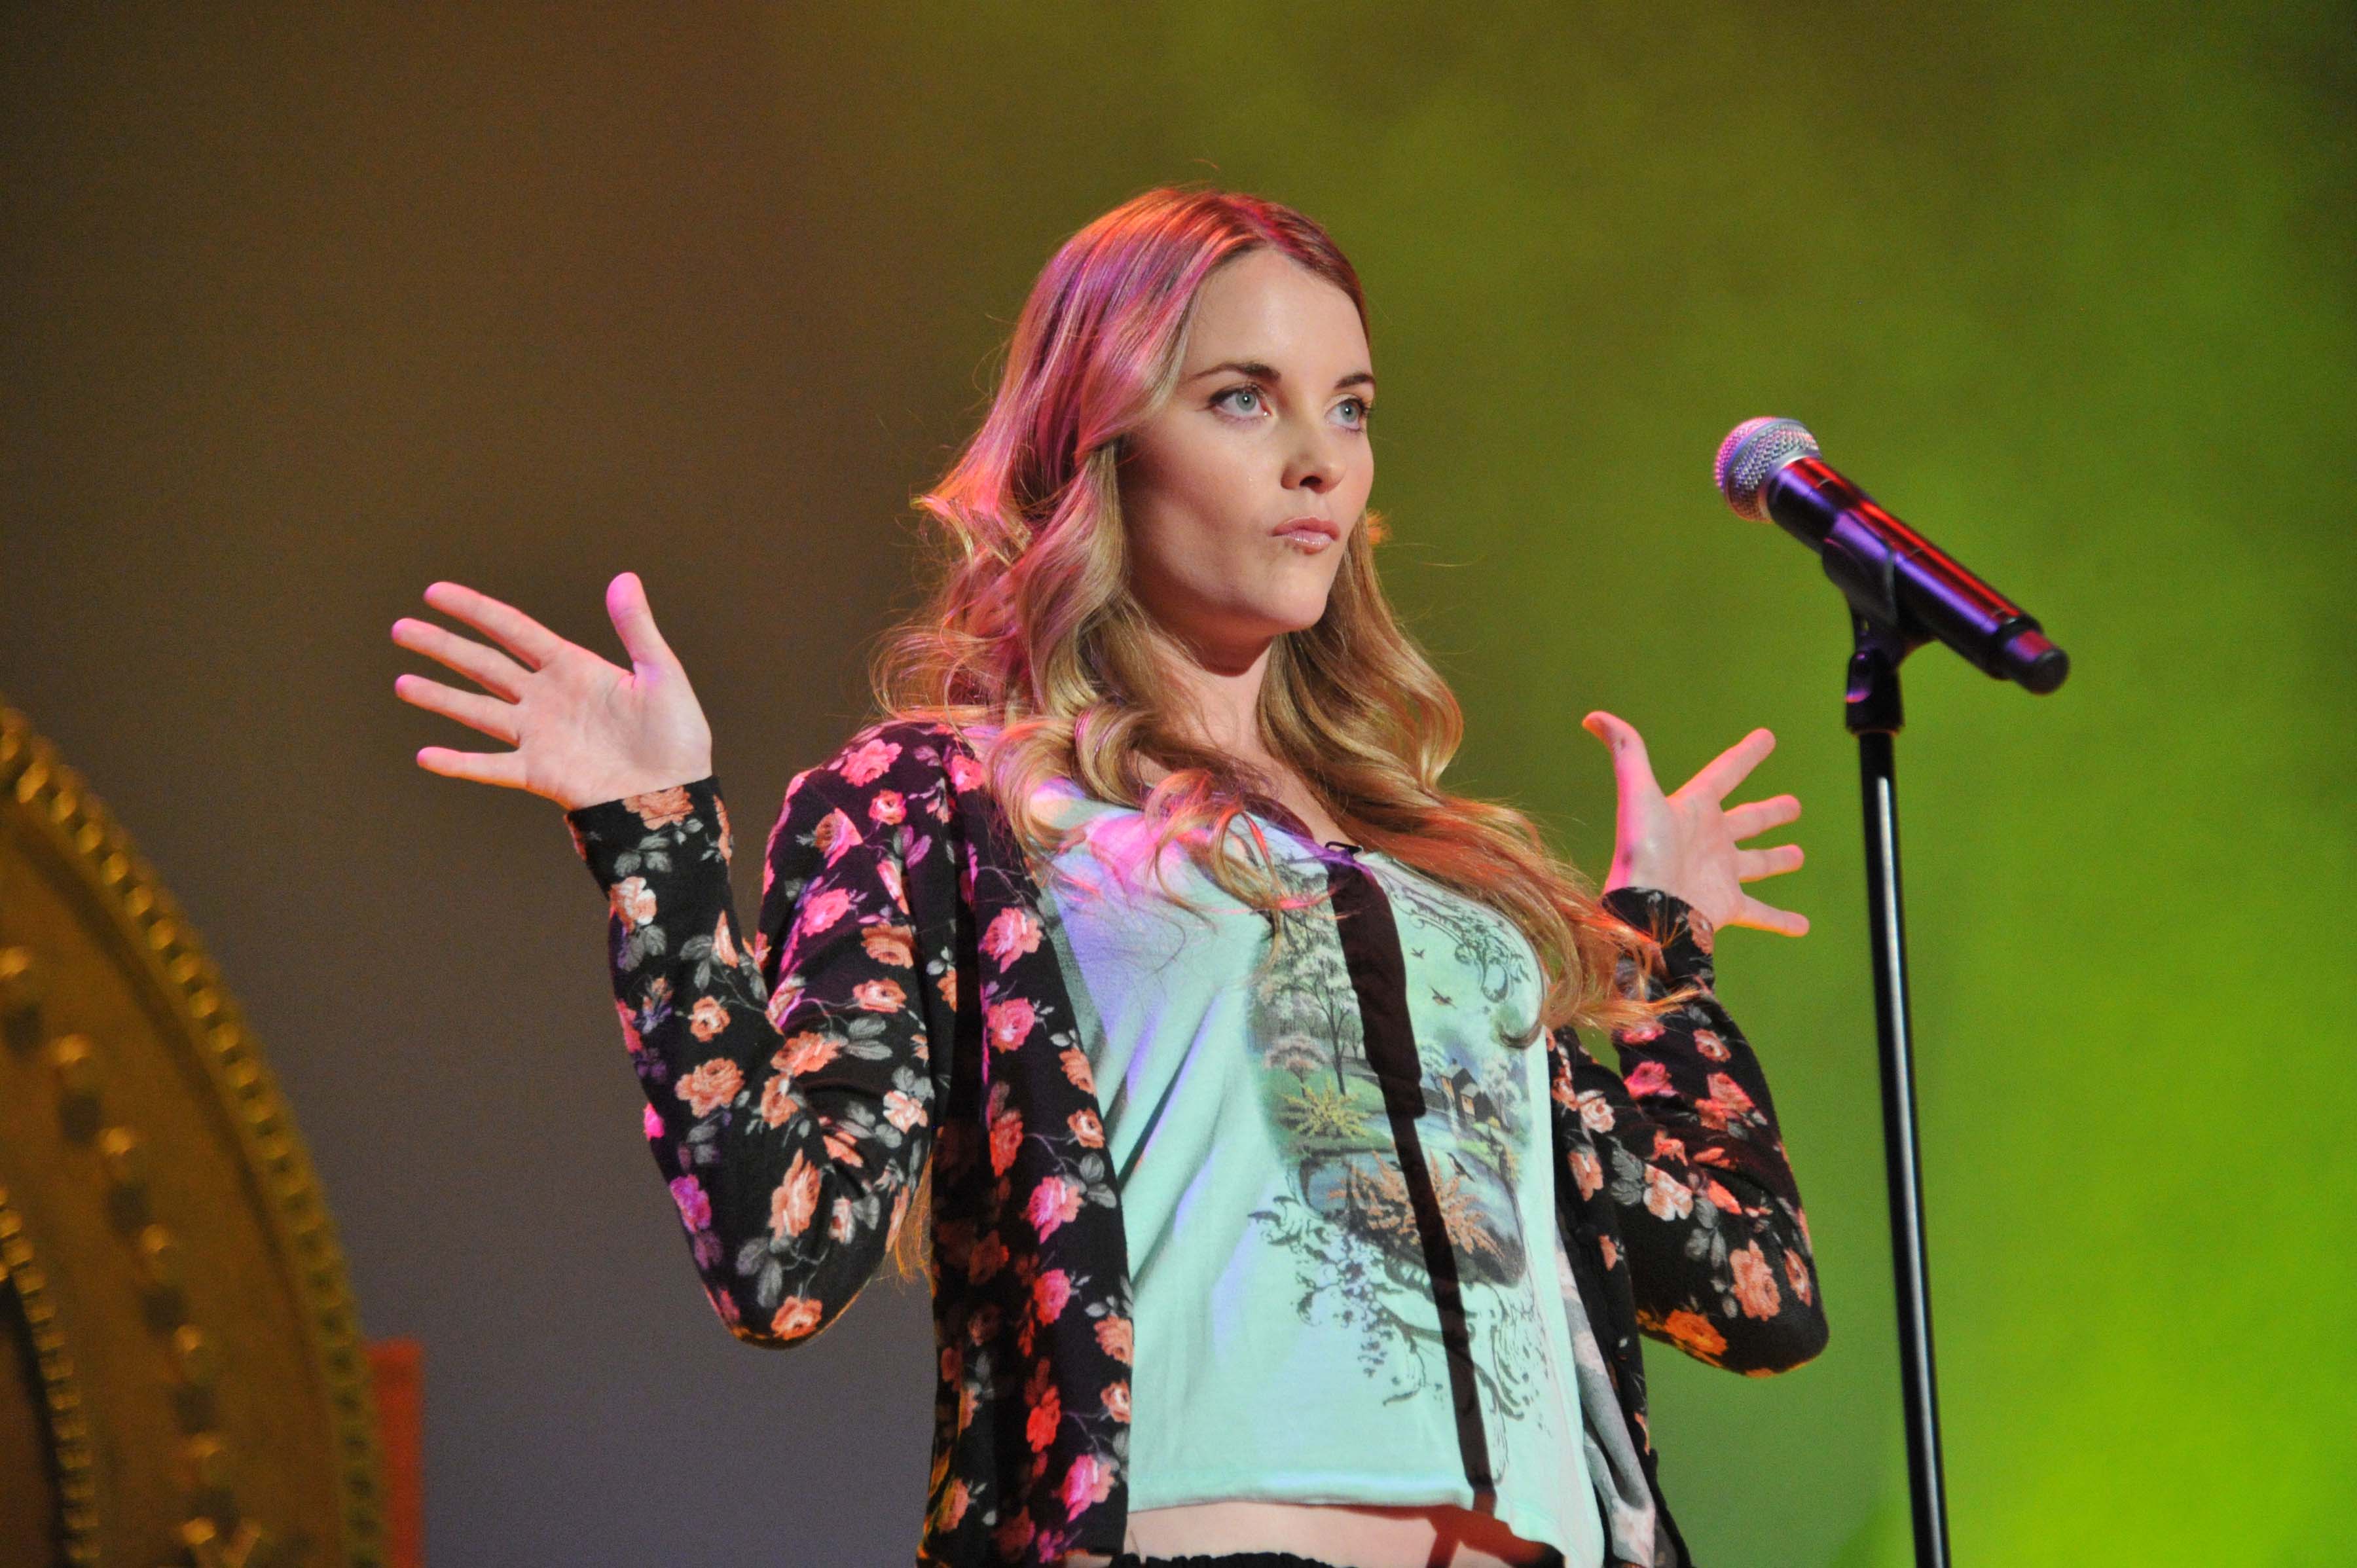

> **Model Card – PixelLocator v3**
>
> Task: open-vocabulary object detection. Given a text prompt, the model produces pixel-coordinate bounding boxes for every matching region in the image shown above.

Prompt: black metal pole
[1844,609,1952,1568]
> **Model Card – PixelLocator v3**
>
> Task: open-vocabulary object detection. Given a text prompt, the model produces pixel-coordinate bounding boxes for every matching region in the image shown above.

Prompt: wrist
[559,767,714,815]
[562,774,727,877]
[1604,849,1677,898]
[1601,884,1717,980]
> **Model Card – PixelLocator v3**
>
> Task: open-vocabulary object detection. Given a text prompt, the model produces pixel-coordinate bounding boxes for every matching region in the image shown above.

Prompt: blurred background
[3,4,2351,1563]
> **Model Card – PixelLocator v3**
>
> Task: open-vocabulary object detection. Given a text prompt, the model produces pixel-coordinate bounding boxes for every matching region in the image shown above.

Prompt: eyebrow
[1185,358,1377,394]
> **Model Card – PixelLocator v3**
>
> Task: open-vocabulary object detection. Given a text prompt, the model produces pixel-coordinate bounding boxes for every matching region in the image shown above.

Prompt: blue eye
[1213,384,1375,431]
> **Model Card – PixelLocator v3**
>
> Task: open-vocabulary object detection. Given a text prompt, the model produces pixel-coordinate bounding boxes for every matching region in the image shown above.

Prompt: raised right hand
[1580,709,1809,939]
[392,572,714,812]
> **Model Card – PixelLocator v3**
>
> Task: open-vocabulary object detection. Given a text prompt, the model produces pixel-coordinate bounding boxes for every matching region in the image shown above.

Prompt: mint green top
[1030,780,1609,1567]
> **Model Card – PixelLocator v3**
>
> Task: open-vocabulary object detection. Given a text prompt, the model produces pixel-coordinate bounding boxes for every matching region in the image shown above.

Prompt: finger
[419,581,568,672]
[1724,793,1801,841]
[393,672,521,744]
[392,616,534,701]
[1734,892,1810,937]
[1687,727,1776,803]
[413,744,530,790]
[1734,843,1804,881]
[606,572,679,672]
[1580,710,1662,802]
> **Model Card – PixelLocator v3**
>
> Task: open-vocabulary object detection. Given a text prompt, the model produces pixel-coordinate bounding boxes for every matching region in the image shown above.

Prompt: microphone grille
[1715,416,1819,522]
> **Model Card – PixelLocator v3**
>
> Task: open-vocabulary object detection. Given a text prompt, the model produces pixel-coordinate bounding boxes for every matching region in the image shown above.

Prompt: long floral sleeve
[1552,885,1828,1377]
[563,737,961,1349]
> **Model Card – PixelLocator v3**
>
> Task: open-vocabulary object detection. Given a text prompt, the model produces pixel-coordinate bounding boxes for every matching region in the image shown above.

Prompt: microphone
[1714,418,2069,694]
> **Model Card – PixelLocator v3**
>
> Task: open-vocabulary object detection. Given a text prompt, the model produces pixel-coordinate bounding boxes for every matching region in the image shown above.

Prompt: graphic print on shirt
[1242,850,1560,1481]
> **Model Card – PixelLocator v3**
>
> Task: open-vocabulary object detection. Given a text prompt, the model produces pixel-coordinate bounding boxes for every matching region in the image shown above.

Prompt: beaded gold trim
[0,697,386,1565]
[0,1182,101,1562]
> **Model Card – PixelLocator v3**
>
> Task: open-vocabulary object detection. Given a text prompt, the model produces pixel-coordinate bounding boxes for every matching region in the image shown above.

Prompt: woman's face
[1117,248,1376,672]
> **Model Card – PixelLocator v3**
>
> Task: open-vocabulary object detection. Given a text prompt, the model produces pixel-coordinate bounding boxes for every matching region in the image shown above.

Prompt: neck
[1151,625,1278,768]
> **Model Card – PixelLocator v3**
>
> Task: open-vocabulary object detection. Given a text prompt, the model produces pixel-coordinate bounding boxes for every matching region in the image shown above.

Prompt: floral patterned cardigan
[564,718,1828,1568]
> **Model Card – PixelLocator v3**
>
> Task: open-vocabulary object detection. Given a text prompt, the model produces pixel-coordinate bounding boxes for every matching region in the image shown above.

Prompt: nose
[1283,422,1347,495]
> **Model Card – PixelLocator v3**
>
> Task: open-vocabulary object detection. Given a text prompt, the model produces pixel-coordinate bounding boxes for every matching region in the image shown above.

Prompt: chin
[1266,597,1335,635]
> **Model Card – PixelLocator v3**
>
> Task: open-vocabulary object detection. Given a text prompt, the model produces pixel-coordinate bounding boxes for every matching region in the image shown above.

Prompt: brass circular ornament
[0,697,387,1567]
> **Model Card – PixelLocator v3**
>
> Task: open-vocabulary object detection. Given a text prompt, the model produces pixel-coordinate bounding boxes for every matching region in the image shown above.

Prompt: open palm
[392,572,713,812]
[1582,710,1808,939]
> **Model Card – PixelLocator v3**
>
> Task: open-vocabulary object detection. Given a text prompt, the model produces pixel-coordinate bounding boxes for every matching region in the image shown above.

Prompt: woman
[391,186,1825,1568]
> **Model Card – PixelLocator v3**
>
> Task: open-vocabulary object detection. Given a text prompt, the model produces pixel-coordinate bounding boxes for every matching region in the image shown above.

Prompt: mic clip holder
[1822,512,1933,738]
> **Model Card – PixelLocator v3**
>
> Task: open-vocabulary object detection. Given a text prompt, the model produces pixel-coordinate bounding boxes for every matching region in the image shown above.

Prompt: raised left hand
[1582,710,1809,939]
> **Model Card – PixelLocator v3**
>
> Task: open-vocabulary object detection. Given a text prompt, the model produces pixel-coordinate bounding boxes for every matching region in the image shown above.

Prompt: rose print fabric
[564,718,1827,1568]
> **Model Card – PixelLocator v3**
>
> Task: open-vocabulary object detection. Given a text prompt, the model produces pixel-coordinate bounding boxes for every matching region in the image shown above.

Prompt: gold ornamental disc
[0,696,386,1567]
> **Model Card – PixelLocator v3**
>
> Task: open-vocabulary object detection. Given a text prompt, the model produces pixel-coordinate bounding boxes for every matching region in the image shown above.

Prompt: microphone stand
[1725,414,2066,1565]
[1838,588,1952,1567]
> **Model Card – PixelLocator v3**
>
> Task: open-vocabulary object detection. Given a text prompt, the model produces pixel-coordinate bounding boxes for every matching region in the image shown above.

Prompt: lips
[1275,516,1341,545]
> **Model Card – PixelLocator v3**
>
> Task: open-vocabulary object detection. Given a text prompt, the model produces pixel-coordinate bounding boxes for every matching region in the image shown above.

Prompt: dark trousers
[1107,1533,1570,1567]
[1109,1555,1346,1568]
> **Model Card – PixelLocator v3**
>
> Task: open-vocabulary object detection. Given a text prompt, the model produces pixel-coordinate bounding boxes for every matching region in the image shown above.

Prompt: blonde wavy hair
[868,183,1697,1277]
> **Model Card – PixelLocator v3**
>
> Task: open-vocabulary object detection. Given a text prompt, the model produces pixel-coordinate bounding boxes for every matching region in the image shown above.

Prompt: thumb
[1582,710,1656,793]
[606,571,678,671]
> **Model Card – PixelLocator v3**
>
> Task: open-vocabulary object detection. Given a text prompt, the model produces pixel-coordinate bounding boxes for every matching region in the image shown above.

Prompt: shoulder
[785,716,990,813]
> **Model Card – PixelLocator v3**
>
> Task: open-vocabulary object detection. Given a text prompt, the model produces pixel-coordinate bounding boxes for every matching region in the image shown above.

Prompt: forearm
[1567,886,1828,1372]
[568,777,927,1346]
